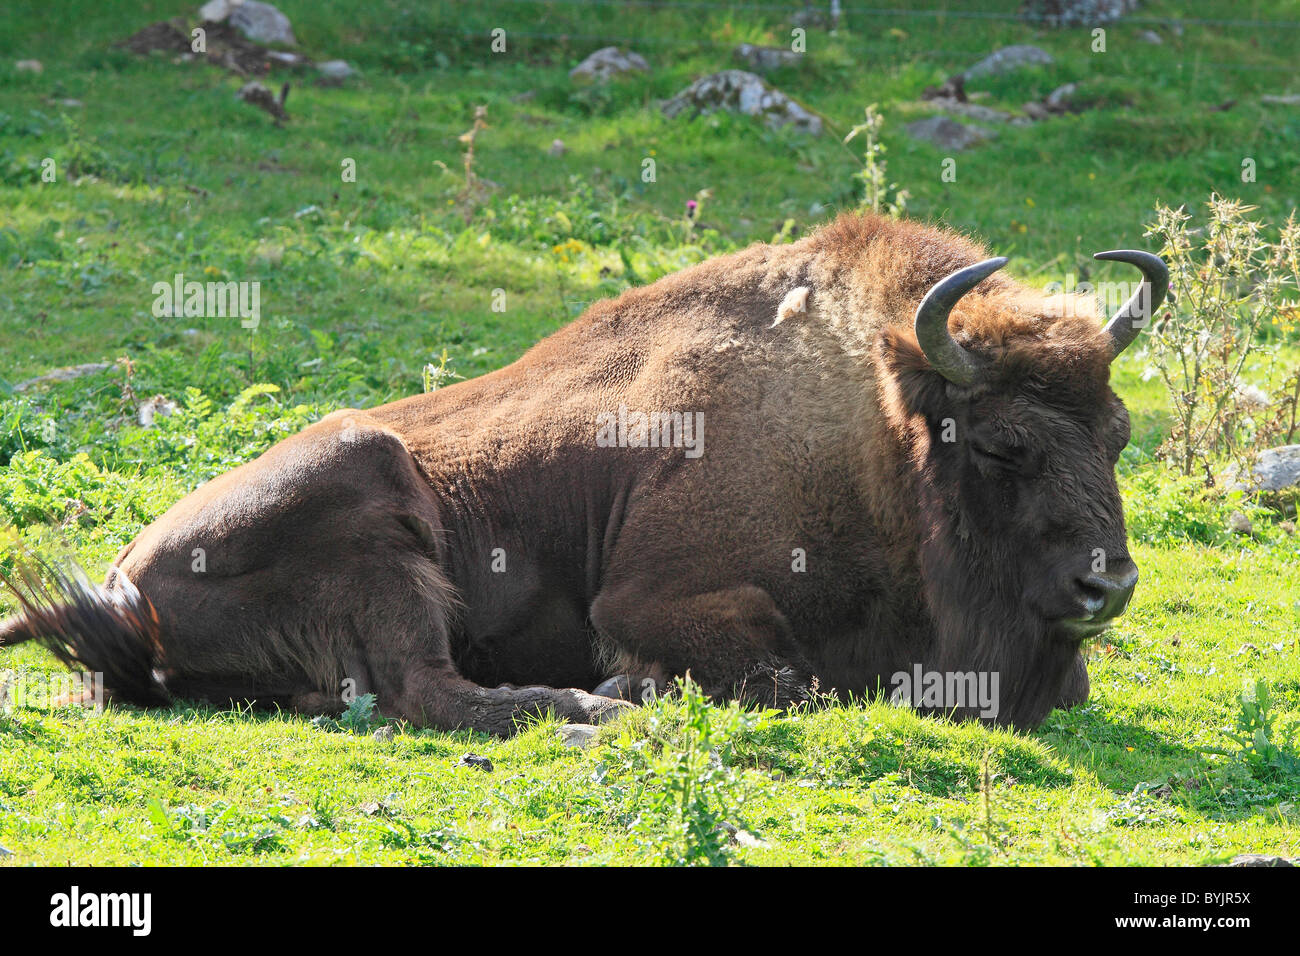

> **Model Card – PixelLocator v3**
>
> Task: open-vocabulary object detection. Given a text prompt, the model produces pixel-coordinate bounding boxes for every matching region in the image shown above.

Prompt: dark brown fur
[1,213,1133,733]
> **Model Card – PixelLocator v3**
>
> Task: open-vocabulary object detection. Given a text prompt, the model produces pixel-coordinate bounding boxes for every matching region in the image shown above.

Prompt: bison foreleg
[590,584,813,710]
[1055,651,1090,710]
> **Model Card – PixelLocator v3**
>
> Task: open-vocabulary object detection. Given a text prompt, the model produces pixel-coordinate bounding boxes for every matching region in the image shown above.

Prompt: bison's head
[876,250,1168,727]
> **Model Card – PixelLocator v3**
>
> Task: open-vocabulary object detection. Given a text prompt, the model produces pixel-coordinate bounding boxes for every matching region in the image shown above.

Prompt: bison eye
[970,443,1020,468]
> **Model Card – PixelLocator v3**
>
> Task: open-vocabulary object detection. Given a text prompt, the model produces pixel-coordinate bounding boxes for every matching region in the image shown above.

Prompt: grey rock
[228,1,296,47]
[547,138,566,156]
[663,70,822,135]
[733,43,803,73]
[904,115,995,151]
[557,723,601,749]
[1138,29,1163,44]
[14,362,113,392]
[1262,94,1300,106]
[317,60,356,82]
[1020,0,1140,28]
[1228,445,1300,492]
[962,45,1053,81]
[569,47,649,84]
[1227,511,1253,535]
[791,7,829,29]
[927,98,1016,124]
[0,845,12,858]
[15,59,43,74]
[1044,82,1079,110]
[198,0,233,20]
[371,724,395,742]
[264,50,306,69]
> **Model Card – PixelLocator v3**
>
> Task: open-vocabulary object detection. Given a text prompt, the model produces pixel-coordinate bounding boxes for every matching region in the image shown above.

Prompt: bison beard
[0,213,1166,734]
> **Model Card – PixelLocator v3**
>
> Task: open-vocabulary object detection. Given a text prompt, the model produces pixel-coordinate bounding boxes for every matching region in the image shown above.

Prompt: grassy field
[0,0,1298,865]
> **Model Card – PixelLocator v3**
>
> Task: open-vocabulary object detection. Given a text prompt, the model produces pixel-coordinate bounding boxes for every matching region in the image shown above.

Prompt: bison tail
[0,556,171,708]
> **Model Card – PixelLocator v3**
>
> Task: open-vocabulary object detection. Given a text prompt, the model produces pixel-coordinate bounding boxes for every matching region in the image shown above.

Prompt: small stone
[1138,29,1163,44]
[228,1,296,46]
[733,43,803,73]
[557,723,601,749]
[15,59,43,74]
[198,0,233,20]
[569,47,648,84]
[904,115,995,151]
[1281,520,1296,535]
[1227,511,1253,535]
[930,99,1016,124]
[1262,94,1300,106]
[1044,82,1079,112]
[791,7,828,28]
[458,752,493,772]
[548,139,567,157]
[316,60,356,83]
[0,845,12,858]
[961,45,1053,81]
[265,50,306,68]
[371,724,395,742]
[14,362,113,392]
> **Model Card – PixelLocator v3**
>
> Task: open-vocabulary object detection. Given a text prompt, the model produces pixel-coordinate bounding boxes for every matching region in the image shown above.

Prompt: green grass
[1,0,1299,865]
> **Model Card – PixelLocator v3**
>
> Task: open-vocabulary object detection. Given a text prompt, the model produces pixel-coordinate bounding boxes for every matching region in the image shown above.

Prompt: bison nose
[1072,564,1138,623]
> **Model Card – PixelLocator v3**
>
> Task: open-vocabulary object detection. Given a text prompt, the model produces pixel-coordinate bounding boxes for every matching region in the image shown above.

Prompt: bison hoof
[572,690,635,725]
[593,674,659,704]
[733,665,812,710]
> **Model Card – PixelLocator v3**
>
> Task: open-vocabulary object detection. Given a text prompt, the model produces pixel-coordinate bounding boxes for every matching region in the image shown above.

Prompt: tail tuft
[0,554,171,707]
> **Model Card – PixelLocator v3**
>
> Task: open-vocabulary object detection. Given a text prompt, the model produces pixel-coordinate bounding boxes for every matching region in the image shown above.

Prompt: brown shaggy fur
[0,213,1137,733]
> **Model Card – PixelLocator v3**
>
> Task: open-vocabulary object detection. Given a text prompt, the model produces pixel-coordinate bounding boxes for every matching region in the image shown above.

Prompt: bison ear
[877,327,952,419]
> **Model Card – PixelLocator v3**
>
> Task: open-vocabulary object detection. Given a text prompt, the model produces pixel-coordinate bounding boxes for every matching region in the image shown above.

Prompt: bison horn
[913,256,1007,386]
[1092,250,1170,358]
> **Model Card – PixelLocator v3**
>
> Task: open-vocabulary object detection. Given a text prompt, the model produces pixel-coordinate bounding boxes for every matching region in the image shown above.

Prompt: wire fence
[423,8,1300,75]
[469,0,1300,30]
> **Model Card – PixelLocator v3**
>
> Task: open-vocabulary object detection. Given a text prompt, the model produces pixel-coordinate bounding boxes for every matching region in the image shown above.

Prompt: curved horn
[1092,250,1169,358]
[913,256,1007,386]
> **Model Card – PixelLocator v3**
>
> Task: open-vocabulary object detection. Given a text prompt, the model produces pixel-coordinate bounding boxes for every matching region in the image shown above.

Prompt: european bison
[1,213,1167,733]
